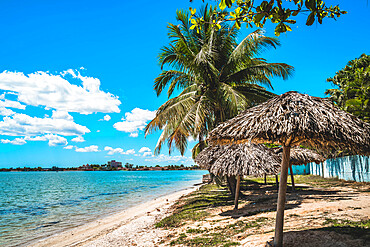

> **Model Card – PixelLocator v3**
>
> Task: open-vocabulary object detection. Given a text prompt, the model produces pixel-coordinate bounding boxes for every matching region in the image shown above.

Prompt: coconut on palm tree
[145,6,293,158]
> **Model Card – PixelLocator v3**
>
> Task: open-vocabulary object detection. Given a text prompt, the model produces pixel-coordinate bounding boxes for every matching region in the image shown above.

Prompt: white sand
[29,186,200,247]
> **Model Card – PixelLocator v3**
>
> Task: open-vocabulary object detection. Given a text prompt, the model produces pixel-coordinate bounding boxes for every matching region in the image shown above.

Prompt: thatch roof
[274,147,325,165]
[195,143,281,177]
[209,91,370,155]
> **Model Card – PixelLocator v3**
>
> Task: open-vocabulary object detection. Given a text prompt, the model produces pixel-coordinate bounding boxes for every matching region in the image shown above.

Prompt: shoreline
[29,184,202,247]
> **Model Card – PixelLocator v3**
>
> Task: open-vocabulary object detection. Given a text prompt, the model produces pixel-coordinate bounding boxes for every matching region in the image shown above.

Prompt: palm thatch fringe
[195,143,280,177]
[209,91,370,154]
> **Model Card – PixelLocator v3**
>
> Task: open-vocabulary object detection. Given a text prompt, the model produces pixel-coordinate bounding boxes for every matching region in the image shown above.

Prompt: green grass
[186,228,207,234]
[156,184,233,228]
[323,218,370,228]
[170,217,269,246]
[322,218,370,241]
[170,235,240,246]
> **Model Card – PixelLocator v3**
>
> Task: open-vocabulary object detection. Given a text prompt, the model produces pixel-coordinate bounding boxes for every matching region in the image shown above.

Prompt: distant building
[108,160,122,168]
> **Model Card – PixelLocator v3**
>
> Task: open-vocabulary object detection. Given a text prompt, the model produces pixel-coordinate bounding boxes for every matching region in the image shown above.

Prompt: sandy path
[29,186,200,247]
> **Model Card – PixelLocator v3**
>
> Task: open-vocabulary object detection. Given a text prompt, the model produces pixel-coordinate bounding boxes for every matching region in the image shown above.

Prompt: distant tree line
[0,163,202,172]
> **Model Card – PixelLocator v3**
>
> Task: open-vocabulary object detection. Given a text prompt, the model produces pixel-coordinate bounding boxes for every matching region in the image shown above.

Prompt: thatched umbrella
[208,91,370,247]
[195,143,281,209]
[274,147,325,191]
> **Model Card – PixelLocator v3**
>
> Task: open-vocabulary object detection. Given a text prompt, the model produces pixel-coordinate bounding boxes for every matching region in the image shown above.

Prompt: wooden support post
[234,175,241,210]
[274,146,291,247]
[275,175,279,191]
[289,164,295,191]
[227,176,237,197]
[264,173,267,184]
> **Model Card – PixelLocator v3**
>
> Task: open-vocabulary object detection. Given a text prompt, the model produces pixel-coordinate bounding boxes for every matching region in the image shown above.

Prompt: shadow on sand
[265,226,369,247]
[220,179,347,219]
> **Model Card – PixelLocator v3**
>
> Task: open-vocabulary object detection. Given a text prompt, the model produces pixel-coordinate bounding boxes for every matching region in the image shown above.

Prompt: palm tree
[145,6,293,157]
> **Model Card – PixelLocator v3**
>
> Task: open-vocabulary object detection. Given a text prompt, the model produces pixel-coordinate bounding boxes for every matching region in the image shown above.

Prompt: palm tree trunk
[264,173,267,184]
[234,175,241,210]
[274,146,291,247]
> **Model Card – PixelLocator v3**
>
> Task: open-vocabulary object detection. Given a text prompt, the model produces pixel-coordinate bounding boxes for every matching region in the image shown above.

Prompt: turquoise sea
[0,170,207,246]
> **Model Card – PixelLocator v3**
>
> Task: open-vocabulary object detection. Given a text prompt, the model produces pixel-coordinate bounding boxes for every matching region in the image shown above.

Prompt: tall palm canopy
[145,6,293,155]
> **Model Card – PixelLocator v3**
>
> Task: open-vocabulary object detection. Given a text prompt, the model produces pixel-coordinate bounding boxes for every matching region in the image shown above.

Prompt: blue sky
[0,0,369,168]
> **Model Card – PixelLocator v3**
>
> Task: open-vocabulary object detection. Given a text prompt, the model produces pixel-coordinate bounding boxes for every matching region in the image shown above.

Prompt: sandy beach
[29,185,201,247]
[28,176,370,247]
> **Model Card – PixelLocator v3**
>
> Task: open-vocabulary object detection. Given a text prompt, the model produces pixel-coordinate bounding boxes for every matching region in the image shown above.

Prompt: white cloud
[139,147,151,153]
[123,149,135,155]
[0,98,26,110]
[1,138,27,145]
[71,136,85,143]
[75,145,99,152]
[64,145,74,149]
[0,107,16,116]
[104,146,124,155]
[144,154,193,164]
[1,134,67,146]
[52,110,73,120]
[44,134,68,146]
[129,132,138,137]
[0,70,121,114]
[19,134,68,146]
[0,113,90,137]
[142,151,153,157]
[24,136,47,141]
[113,108,155,137]
[104,146,136,155]
[187,136,197,142]
[100,115,111,121]
[97,130,100,132]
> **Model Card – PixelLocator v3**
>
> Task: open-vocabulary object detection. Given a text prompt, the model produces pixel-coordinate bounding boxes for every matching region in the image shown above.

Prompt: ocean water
[0,170,207,246]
